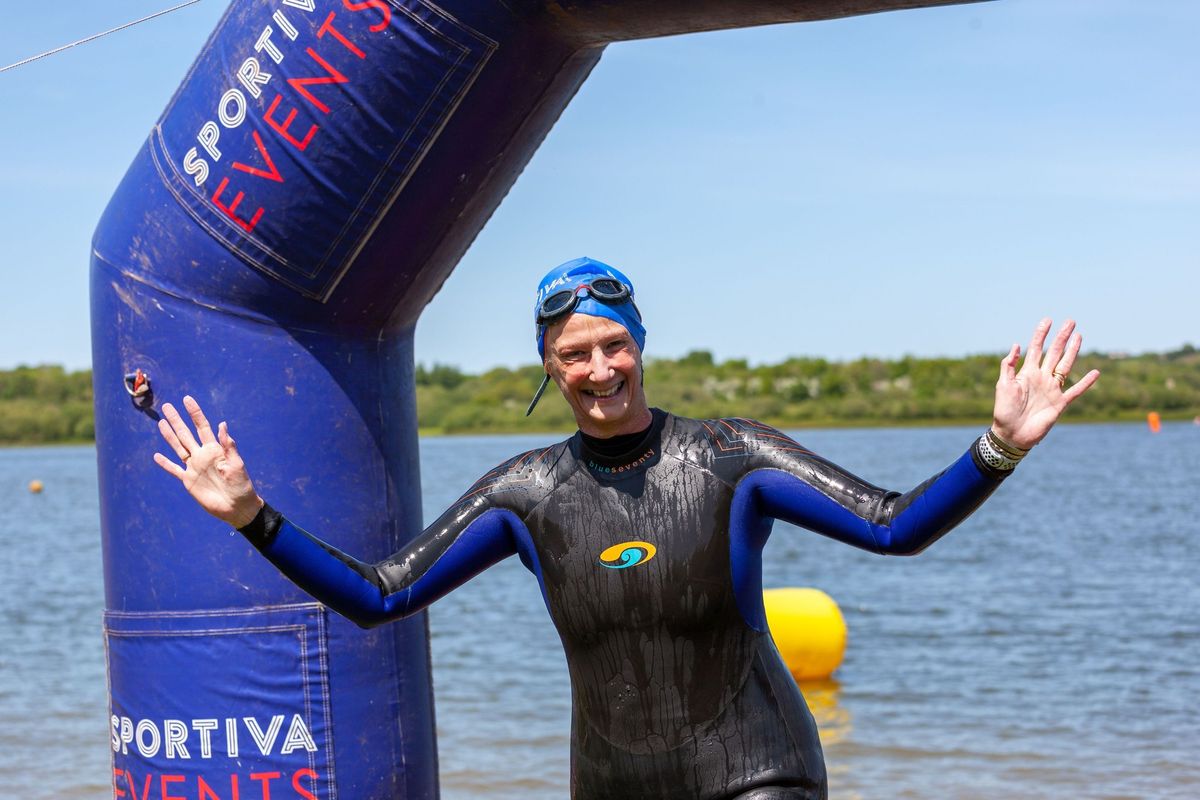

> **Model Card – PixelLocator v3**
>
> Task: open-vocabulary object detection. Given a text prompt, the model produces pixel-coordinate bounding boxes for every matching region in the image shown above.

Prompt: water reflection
[798,677,852,747]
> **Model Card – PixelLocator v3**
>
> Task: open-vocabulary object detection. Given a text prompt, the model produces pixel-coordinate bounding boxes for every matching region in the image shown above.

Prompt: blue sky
[0,0,1195,373]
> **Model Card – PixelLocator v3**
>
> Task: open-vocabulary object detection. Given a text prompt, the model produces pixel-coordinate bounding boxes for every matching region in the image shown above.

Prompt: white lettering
[237,57,272,99]
[198,122,222,161]
[280,714,318,755]
[255,27,285,65]
[225,717,240,758]
[244,715,285,756]
[218,88,247,128]
[164,719,190,759]
[183,147,209,186]
[120,716,134,755]
[135,719,161,758]
[192,719,218,758]
[283,0,316,12]
[273,9,300,40]
[104,715,322,759]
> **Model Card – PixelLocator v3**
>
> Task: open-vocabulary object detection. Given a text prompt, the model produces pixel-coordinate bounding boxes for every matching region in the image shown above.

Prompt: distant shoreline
[416,414,1197,438]
[3,350,1197,444]
[4,412,1195,450]
[5,416,1186,448]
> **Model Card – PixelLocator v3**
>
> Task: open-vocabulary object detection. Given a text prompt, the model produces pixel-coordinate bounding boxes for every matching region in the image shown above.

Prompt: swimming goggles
[535,278,640,326]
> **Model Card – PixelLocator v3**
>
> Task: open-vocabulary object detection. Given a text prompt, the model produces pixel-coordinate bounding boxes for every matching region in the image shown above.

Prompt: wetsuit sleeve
[236,498,528,628]
[730,422,1012,556]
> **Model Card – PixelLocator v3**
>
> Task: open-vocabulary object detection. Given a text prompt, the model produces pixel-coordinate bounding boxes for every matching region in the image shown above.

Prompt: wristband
[977,429,1027,472]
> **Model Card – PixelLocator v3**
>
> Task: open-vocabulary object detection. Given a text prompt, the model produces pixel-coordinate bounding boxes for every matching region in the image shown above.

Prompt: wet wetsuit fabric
[239,412,1012,800]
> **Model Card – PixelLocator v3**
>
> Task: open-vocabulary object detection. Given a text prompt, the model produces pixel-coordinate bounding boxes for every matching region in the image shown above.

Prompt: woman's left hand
[991,318,1100,451]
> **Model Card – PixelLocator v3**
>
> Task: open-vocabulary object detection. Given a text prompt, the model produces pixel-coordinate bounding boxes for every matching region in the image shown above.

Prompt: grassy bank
[3,348,1198,444]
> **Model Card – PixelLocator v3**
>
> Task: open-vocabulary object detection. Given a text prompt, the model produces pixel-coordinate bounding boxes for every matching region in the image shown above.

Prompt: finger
[184,395,217,445]
[1056,331,1082,376]
[1025,318,1052,369]
[1062,369,1100,404]
[218,421,240,455]
[1042,319,1075,374]
[158,413,192,461]
[153,452,187,480]
[999,343,1020,382]
[161,401,201,453]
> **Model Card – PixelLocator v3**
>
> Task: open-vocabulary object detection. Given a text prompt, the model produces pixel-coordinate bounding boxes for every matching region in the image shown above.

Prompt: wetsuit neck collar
[576,408,668,475]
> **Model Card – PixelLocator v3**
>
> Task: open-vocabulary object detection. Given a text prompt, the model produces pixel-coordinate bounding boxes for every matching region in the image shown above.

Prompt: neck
[575,402,653,438]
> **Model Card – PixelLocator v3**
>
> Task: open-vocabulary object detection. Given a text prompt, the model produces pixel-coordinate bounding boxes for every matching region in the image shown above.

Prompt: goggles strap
[525,373,551,416]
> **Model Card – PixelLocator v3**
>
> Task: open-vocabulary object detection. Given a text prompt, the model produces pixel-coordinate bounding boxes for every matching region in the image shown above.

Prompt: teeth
[586,381,623,398]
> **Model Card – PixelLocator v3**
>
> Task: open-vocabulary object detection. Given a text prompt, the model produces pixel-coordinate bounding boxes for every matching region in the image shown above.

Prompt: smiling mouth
[583,380,624,399]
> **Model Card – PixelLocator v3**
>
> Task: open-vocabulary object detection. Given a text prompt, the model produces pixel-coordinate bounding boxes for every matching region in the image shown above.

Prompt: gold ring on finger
[1052,372,1067,388]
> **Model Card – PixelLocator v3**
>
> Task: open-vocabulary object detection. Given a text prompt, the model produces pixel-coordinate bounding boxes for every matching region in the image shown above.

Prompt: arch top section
[92,0,983,335]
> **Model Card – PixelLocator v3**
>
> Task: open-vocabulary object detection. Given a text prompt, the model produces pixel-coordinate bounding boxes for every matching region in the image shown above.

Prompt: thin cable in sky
[0,1,204,75]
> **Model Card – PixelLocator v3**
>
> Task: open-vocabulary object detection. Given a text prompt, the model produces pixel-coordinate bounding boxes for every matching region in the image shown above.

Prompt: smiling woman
[151,253,1097,798]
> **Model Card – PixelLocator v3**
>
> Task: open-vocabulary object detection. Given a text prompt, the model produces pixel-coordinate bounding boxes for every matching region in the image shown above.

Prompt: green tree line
[2,348,1197,444]
[415,345,1200,434]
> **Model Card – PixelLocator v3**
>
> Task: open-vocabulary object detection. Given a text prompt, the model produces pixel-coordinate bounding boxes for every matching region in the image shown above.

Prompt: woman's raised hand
[992,318,1101,451]
[153,395,264,528]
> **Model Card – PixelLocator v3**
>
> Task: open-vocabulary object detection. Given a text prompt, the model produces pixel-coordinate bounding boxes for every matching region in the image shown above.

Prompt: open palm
[992,318,1100,451]
[153,396,263,528]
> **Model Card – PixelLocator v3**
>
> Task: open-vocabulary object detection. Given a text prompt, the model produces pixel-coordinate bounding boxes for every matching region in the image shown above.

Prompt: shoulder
[660,414,815,479]
[451,439,572,513]
[669,414,810,458]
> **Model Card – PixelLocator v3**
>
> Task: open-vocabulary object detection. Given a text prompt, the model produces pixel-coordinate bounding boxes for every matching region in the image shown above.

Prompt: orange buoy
[1147,412,1162,433]
[29,480,44,494]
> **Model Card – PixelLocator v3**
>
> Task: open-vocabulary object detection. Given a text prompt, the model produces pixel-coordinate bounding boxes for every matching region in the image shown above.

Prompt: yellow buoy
[29,479,44,494]
[763,587,847,681]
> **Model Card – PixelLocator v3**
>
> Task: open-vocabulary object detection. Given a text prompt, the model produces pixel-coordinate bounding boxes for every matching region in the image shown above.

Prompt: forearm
[871,438,1010,554]
[754,433,1013,556]
[238,503,396,626]
[237,502,520,627]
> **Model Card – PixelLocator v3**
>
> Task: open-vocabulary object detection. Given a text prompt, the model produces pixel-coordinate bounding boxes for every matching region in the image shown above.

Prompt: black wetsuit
[239,411,1011,799]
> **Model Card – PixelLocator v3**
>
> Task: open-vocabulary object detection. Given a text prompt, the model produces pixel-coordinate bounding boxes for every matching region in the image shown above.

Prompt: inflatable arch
[92,1,976,797]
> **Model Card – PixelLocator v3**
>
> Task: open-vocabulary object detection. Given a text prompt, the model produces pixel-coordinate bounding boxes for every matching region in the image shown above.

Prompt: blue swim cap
[534,257,646,360]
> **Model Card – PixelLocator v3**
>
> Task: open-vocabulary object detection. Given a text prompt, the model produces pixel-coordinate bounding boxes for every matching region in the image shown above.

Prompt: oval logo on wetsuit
[598,541,657,569]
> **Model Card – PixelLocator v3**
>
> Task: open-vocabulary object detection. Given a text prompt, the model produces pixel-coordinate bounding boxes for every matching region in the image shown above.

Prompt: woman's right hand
[153,395,264,529]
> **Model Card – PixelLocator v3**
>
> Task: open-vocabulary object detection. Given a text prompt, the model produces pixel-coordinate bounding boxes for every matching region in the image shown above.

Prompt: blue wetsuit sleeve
[741,437,1006,557]
[237,501,527,628]
[725,428,1010,632]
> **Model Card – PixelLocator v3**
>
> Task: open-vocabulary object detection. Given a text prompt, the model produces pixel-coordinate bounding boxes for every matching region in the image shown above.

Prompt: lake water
[1,423,1197,799]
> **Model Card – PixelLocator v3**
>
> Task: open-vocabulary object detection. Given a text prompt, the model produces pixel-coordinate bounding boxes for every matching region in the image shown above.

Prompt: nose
[587,347,616,382]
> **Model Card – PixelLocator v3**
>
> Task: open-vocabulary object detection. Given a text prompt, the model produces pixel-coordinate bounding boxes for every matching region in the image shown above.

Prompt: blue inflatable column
[90,1,976,798]
[93,4,596,797]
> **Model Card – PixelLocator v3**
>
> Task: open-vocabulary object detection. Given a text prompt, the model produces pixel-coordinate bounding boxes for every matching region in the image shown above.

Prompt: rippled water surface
[2,423,1198,798]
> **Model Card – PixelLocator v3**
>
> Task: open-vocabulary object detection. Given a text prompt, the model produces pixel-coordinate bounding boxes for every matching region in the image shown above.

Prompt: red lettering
[113,767,128,798]
[287,48,349,115]
[198,775,241,800]
[212,177,265,234]
[343,0,391,31]
[250,771,281,800]
[264,95,318,151]
[161,774,186,800]
[125,770,152,800]
[233,130,284,182]
[292,768,319,800]
[317,12,365,58]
